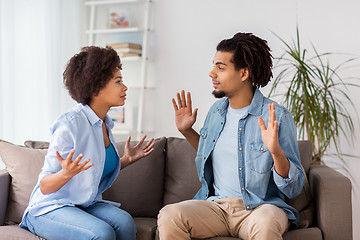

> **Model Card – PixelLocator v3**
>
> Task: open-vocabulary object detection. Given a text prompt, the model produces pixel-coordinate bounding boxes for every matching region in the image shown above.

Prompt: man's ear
[240,68,249,82]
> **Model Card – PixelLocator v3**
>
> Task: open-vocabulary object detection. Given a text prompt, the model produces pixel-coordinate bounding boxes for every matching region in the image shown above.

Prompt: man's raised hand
[172,90,198,133]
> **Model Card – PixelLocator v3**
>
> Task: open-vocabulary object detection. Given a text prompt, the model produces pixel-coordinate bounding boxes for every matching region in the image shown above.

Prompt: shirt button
[202,133,205,136]
[213,140,215,142]
[239,167,242,171]
[242,187,244,190]
[239,147,242,151]
[239,128,242,131]
[261,147,264,151]
[247,206,250,209]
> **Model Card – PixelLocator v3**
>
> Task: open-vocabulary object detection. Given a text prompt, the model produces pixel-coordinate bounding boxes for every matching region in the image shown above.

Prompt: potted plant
[268,27,360,165]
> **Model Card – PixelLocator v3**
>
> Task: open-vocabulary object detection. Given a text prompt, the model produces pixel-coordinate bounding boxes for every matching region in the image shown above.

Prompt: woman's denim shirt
[194,88,304,225]
[20,104,121,228]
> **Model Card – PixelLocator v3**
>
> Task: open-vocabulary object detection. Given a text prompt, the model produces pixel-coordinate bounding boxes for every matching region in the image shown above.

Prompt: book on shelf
[117,52,141,57]
[108,43,142,49]
[114,47,142,54]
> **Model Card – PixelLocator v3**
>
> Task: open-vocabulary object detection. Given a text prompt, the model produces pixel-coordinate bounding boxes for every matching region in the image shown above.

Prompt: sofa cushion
[283,227,322,240]
[134,217,157,240]
[163,137,201,205]
[297,141,312,174]
[0,140,47,224]
[103,137,166,218]
[0,225,45,240]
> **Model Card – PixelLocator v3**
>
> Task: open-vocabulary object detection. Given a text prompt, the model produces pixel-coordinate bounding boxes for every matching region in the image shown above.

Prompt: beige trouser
[157,197,289,240]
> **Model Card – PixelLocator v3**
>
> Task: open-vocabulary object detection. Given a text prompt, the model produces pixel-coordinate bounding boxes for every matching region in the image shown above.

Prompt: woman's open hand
[56,150,93,179]
[121,135,155,169]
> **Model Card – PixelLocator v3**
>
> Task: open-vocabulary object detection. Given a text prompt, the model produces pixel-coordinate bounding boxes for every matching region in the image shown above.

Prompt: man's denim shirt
[20,104,121,228]
[193,88,304,225]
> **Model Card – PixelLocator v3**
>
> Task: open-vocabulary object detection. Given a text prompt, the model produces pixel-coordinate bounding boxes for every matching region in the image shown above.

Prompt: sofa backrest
[162,137,201,206]
[297,140,313,174]
[103,137,167,218]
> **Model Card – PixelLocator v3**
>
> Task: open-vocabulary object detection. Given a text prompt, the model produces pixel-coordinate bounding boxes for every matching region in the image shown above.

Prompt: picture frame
[107,105,133,133]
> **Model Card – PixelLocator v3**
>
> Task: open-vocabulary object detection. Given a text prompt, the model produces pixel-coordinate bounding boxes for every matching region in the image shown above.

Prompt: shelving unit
[85,0,152,140]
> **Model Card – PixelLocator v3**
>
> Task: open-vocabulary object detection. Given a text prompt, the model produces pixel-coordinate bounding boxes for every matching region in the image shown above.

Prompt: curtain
[0,0,84,147]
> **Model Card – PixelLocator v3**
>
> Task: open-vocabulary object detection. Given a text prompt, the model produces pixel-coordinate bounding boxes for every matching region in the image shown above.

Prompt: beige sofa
[0,137,352,240]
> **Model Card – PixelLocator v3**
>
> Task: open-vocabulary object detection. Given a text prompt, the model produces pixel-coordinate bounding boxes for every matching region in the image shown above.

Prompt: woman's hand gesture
[121,135,155,169]
[56,150,93,179]
[40,150,93,195]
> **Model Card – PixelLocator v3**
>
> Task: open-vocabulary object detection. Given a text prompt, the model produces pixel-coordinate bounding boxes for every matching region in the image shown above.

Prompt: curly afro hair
[63,46,122,105]
[216,32,273,88]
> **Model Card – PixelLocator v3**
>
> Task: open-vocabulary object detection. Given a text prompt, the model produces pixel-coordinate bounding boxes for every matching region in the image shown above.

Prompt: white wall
[151,0,360,239]
[0,0,359,238]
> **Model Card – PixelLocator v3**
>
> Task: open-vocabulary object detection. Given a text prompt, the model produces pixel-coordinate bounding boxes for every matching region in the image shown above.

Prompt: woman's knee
[113,211,136,240]
[27,213,116,240]
[91,222,116,240]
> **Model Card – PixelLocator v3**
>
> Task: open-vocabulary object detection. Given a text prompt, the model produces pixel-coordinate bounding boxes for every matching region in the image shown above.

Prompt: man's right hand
[172,90,200,150]
[172,90,198,133]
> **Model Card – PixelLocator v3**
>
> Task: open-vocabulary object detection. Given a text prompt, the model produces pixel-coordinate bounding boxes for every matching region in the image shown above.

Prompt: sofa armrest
[309,165,352,240]
[0,169,10,226]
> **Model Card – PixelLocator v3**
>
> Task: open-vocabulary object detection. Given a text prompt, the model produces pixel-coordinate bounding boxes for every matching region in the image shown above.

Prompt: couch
[0,137,352,240]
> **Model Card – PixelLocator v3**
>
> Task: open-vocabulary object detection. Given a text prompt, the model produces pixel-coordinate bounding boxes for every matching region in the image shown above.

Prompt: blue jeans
[24,202,136,240]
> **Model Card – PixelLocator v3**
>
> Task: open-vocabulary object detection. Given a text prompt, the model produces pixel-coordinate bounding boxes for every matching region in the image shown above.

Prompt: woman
[20,46,155,240]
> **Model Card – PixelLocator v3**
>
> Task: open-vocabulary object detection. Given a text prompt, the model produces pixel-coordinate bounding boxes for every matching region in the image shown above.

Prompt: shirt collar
[216,87,264,116]
[79,104,114,129]
[248,88,264,116]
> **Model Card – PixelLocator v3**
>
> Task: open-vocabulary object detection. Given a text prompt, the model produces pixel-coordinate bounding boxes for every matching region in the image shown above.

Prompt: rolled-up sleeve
[273,111,304,198]
[273,160,303,198]
[40,117,76,180]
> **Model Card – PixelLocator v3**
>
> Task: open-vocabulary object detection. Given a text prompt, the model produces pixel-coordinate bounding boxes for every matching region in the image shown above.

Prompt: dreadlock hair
[216,32,273,88]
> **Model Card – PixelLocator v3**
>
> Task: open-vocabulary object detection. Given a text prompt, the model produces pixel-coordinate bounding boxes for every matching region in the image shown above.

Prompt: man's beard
[212,90,226,98]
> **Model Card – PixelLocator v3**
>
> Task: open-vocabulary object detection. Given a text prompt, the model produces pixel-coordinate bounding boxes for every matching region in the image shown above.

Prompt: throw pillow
[24,140,49,149]
[0,140,47,224]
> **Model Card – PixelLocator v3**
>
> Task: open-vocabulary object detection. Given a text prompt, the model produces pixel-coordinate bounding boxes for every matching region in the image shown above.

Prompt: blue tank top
[100,143,119,182]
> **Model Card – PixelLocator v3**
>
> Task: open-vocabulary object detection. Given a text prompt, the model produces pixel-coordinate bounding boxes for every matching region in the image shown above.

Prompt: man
[157,32,304,240]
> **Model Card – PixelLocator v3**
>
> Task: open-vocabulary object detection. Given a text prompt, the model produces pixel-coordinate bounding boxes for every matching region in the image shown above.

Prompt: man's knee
[158,201,197,227]
[247,204,288,238]
[158,203,182,224]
